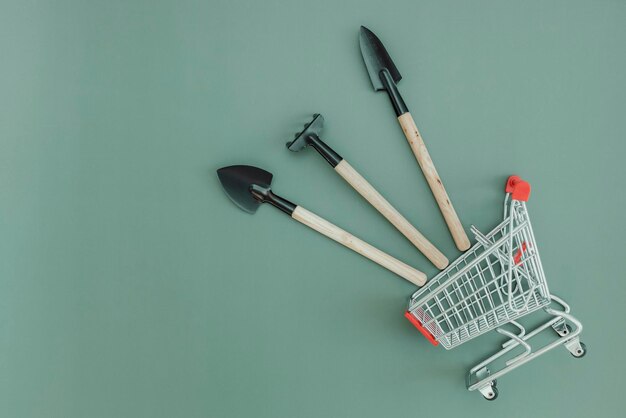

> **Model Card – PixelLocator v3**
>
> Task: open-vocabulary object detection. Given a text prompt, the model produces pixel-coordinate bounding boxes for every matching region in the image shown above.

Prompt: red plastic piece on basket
[505,176,531,201]
[513,242,528,265]
[404,311,439,346]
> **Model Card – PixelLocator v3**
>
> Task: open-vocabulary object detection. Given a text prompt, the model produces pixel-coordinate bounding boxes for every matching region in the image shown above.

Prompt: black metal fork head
[286,113,325,152]
[285,114,342,167]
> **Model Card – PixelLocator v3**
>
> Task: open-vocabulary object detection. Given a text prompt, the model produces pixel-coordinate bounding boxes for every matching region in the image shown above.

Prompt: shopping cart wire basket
[405,176,586,400]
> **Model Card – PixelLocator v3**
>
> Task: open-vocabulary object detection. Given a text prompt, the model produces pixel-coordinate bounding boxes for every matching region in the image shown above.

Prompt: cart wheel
[571,342,587,358]
[483,386,498,401]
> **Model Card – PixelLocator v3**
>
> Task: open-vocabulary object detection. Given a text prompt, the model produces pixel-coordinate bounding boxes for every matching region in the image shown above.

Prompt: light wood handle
[398,112,471,251]
[334,160,449,269]
[291,206,427,286]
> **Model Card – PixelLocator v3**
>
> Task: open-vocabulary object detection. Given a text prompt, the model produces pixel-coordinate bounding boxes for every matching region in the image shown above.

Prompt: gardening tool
[217,164,427,286]
[359,26,471,251]
[286,114,448,269]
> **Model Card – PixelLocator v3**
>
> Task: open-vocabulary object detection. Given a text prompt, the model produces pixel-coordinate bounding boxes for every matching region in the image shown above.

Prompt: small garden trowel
[217,164,427,286]
[359,26,470,251]
[287,114,448,269]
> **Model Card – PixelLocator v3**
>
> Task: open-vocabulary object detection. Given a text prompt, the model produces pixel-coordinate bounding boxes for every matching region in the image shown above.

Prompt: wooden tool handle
[291,206,427,286]
[334,160,449,269]
[398,112,470,251]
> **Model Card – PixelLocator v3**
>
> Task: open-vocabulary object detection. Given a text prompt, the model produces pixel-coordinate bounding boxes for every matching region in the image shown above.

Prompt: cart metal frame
[405,176,586,400]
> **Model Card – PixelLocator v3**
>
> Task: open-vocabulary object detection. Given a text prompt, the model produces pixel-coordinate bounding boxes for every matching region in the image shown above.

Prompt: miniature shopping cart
[404,176,586,400]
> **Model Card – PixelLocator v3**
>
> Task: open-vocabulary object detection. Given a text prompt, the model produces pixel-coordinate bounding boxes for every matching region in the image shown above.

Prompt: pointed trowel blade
[359,26,402,91]
[216,165,273,213]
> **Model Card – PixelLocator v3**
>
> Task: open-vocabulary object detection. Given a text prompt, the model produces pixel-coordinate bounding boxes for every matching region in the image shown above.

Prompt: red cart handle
[513,242,528,265]
[505,176,531,201]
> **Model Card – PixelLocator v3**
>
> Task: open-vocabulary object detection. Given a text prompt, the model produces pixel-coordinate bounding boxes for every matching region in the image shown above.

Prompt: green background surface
[1,0,625,417]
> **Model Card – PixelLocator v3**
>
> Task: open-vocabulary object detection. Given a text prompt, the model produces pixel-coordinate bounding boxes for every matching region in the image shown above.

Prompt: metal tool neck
[250,184,296,216]
[380,69,409,117]
[306,134,343,167]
